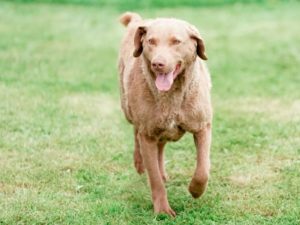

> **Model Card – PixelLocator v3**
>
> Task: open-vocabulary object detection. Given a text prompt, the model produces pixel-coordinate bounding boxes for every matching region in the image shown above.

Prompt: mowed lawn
[0,1,300,224]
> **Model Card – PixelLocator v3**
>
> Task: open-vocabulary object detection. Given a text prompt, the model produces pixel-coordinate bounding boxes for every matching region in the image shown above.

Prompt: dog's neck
[141,56,198,104]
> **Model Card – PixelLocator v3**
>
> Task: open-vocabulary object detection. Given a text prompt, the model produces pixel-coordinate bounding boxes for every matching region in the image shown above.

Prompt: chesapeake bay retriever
[118,12,212,216]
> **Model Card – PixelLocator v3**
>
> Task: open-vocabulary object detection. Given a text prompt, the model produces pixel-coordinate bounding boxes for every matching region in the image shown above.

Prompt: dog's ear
[187,25,208,60]
[133,26,147,57]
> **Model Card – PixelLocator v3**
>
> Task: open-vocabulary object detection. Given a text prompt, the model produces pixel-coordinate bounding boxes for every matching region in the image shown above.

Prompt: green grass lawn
[0,1,300,224]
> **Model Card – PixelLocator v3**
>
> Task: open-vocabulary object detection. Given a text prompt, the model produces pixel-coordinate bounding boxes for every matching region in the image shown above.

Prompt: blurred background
[0,0,299,224]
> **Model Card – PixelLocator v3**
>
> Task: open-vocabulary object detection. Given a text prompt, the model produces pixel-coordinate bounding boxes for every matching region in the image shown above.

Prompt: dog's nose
[152,61,165,70]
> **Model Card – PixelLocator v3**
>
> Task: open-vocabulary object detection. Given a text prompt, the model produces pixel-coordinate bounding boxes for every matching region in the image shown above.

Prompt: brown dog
[118,12,212,216]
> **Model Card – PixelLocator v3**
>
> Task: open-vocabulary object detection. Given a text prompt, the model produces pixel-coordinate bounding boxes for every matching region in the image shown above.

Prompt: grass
[8,0,289,10]
[0,1,300,224]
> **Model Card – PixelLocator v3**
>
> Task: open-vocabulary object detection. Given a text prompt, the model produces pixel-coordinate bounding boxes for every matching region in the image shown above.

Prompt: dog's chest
[168,119,177,130]
[151,109,185,141]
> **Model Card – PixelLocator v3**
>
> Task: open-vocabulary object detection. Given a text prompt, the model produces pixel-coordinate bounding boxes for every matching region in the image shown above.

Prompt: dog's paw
[134,158,145,174]
[161,172,169,182]
[154,198,176,217]
[188,176,208,198]
[134,149,145,174]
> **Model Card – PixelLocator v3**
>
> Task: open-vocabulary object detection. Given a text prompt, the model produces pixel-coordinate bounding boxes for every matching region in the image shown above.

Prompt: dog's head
[133,18,207,92]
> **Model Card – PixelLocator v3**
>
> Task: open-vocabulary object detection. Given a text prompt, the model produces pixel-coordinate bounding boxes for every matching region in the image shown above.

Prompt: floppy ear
[188,25,208,60]
[133,26,147,57]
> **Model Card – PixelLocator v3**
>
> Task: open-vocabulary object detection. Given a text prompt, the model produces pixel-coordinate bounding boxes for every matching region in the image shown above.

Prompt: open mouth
[154,63,181,92]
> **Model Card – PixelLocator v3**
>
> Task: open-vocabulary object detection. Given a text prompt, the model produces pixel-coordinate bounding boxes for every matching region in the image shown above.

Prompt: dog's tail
[119,12,142,27]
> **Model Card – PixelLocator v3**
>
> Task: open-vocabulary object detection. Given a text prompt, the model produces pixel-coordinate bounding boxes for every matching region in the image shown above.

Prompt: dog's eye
[148,39,156,45]
[171,39,181,45]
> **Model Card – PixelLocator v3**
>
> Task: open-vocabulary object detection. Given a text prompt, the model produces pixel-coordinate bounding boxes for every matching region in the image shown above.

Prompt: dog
[118,12,212,216]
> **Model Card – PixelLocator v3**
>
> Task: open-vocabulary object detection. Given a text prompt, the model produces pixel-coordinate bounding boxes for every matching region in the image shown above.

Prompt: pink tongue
[155,71,174,91]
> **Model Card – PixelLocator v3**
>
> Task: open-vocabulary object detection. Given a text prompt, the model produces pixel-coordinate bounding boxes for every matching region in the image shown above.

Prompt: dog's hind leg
[134,128,145,174]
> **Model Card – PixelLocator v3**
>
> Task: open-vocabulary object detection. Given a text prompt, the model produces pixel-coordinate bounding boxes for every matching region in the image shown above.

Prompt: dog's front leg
[138,133,176,217]
[189,123,211,198]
